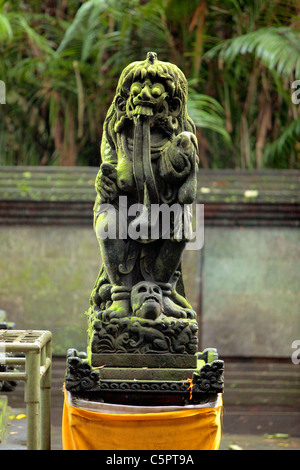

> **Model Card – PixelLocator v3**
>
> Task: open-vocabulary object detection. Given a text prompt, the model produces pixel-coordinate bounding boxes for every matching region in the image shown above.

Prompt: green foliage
[187,86,231,144]
[199,1,300,169]
[0,0,299,168]
[206,27,300,79]
[263,117,300,168]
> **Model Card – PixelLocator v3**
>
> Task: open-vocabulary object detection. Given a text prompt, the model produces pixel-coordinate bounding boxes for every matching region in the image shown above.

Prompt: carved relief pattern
[91,316,198,355]
[192,360,224,393]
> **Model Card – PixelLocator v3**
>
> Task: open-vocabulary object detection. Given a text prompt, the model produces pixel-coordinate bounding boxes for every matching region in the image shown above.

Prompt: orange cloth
[62,389,223,450]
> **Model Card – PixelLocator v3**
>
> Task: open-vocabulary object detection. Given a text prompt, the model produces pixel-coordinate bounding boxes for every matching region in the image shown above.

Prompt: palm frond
[263,117,300,167]
[55,0,106,57]
[205,27,300,78]
[0,12,12,40]
[187,87,231,144]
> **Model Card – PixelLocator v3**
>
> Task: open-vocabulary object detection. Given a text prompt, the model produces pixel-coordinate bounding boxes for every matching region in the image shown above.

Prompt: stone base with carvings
[65,348,224,406]
[89,315,199,356]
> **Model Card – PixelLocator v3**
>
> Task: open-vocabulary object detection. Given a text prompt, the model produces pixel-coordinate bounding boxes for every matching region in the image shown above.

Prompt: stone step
[223,388,300,408]
[223,361,300,408]
[224,361,299,372]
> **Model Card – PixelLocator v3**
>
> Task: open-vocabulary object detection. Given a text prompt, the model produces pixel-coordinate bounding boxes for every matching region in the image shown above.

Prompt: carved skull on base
[131,282,163,320]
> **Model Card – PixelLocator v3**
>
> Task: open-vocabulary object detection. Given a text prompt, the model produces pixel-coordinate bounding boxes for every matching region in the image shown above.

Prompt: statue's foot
[101,285,131,319]
[102,299,131,319]
[162,296,196,319]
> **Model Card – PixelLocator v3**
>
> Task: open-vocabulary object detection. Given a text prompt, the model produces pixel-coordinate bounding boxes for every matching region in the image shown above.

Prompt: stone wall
[0,226,99,355]
[200,227,300,358]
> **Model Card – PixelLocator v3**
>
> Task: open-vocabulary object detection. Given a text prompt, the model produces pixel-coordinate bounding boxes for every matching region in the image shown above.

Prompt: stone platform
[65,348,224,406]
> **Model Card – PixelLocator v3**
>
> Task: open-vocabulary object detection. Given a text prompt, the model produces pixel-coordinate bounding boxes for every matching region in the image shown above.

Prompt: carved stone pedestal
[65,347,224,406]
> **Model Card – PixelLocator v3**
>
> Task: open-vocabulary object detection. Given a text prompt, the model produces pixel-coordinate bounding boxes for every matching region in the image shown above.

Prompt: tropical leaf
[55,0,106,57]
[263,117,300,167]
[0,12,12,40]
[187,87,231,143]
[205,27,300,78]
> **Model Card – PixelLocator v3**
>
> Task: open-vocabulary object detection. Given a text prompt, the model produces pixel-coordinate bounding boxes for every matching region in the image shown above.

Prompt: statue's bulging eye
[131,82,142,96]
[151,83,164,98]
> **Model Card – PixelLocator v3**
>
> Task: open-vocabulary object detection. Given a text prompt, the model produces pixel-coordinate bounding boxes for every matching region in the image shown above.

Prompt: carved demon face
[126,78,168,118]
[113,52,186,132]
[131,281,163,320]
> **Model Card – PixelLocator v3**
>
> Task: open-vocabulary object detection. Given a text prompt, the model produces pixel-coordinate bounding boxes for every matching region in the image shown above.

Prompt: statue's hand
[159,132,199,204]
[96,163,118,203]
[160,132,198,184]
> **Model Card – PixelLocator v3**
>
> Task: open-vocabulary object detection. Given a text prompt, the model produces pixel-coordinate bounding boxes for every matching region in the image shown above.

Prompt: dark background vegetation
[0,0,299,169]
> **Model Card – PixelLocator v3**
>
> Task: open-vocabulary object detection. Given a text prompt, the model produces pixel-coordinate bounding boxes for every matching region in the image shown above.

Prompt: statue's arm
[95,131,118,205]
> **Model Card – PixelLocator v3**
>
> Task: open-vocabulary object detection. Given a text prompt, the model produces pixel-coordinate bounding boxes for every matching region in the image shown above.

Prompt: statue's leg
[153,239,196,319]
[153,239,186,283]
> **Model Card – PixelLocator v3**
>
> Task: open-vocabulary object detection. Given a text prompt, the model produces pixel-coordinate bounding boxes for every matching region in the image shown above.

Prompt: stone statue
[87,52,199,354]
[66,53,224,405]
